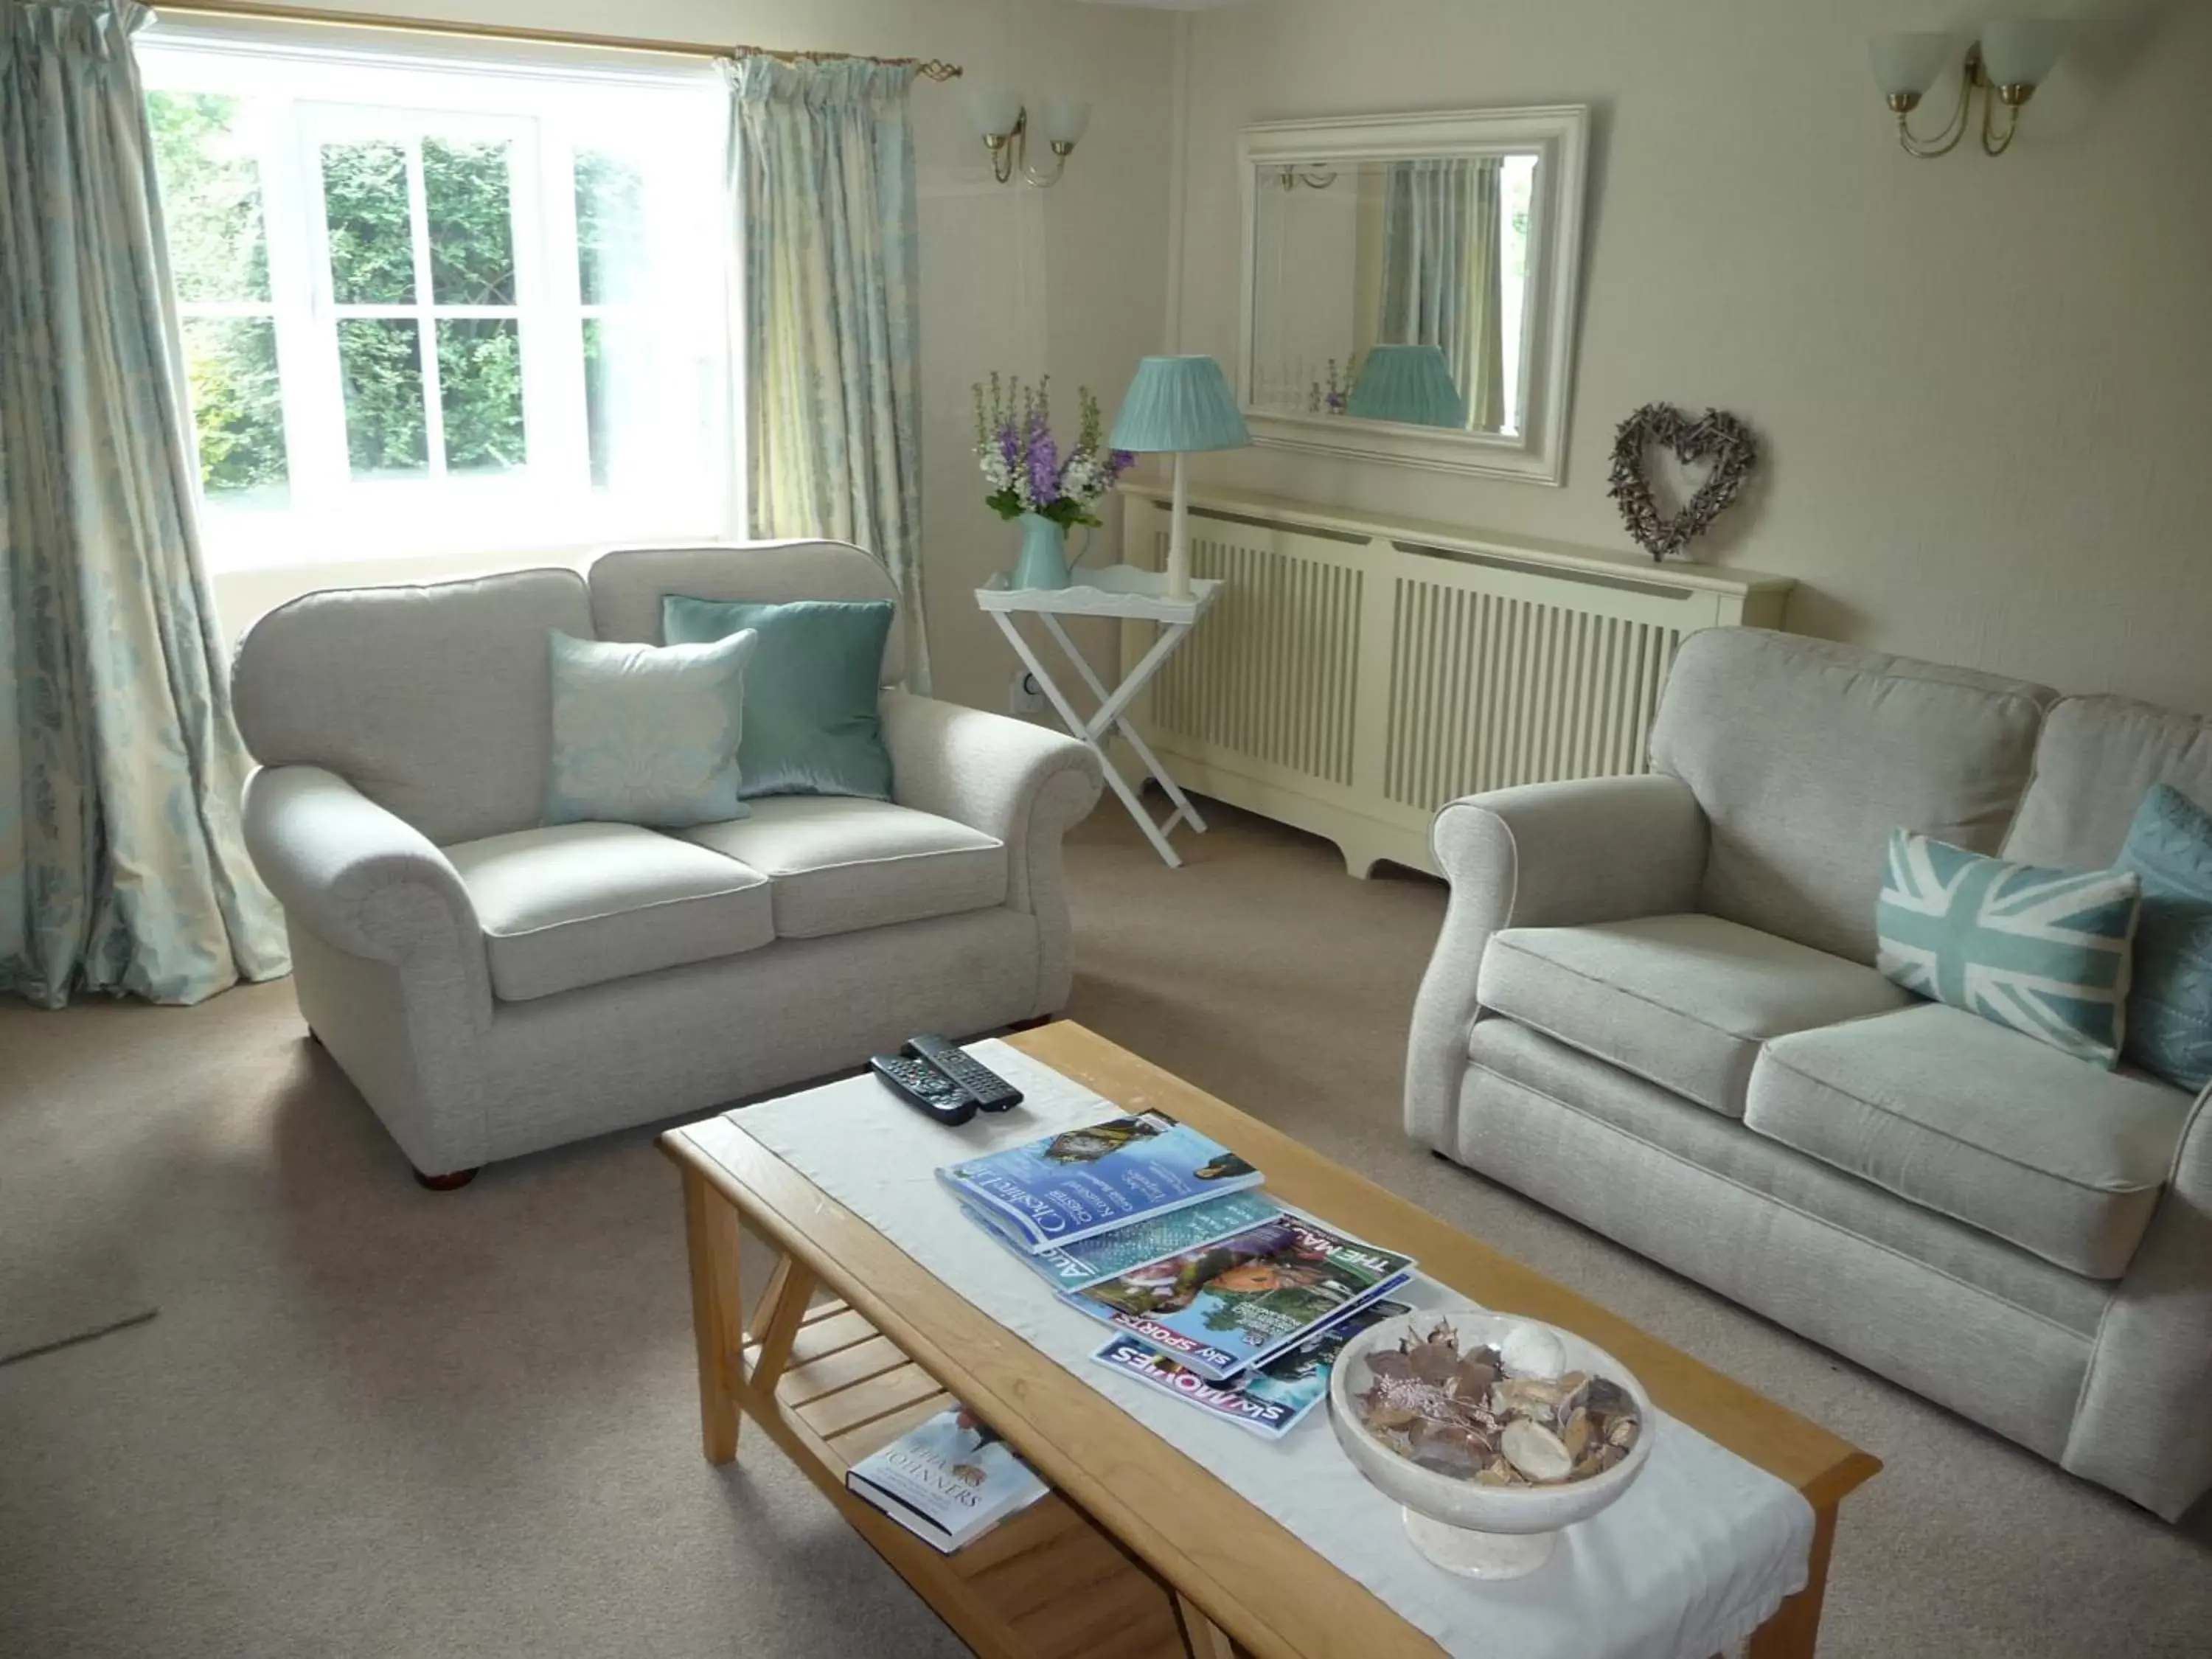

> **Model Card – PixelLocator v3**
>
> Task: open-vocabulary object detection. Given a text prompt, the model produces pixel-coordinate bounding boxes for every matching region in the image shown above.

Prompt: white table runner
[711,1041,1813,1659]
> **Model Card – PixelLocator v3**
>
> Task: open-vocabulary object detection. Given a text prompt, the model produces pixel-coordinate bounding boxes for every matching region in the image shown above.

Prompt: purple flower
[1110,449,1136,477]
[1029,425,1060,509]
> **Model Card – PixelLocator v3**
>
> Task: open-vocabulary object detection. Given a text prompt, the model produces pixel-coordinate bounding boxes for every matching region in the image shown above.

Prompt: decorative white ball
[1499,1321,1568,1381]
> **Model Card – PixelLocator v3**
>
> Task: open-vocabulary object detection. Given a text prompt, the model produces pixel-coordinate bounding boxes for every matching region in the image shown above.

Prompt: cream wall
[1169,0,2212,713]
[209,0,1175,717]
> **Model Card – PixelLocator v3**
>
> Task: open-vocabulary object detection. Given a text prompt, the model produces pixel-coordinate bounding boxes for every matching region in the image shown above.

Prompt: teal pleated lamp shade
[1347,344,1468,428]
[1109,355,1251,453]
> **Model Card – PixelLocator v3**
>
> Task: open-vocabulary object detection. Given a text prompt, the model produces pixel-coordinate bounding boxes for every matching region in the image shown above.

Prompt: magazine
[1093,1295,1413,1439]
[844,1407,1048,1554]
[936,1112,1262,1255]
[959,1188,1284,1292]
[1065,1212,1416,1382]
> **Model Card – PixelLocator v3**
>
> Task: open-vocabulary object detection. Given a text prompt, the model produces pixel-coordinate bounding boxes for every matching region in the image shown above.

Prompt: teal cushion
[661,596,893,801]
[544,629,757,829]
[1875,828,2140,1069]
[2118,784,2212,1091]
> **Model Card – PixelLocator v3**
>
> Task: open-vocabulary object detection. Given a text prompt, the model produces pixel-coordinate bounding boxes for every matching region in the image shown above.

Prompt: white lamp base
[1166,451,1192,601]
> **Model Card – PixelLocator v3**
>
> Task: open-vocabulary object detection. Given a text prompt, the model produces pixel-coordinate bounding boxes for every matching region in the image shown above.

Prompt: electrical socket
[1008,670,1046,717]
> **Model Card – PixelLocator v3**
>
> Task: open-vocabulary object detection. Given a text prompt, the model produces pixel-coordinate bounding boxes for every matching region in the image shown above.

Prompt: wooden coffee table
[660,1022,1879,1659]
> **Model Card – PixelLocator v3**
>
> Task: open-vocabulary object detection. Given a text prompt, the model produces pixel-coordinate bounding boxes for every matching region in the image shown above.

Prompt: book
[1093,1295,1413,1440]
[936,1112,1262,1255]
[843,1407,1049,1554]
[1065,1212,1416,1382]
[960,1187,1284,1292]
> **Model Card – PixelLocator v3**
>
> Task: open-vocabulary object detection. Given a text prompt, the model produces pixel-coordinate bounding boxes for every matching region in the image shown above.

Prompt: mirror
[1238,107,1590,484]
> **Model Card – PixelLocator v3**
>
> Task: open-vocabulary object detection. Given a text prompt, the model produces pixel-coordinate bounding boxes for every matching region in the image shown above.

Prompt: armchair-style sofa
[1407,627,2212,1520]
[234,543,1102,1186]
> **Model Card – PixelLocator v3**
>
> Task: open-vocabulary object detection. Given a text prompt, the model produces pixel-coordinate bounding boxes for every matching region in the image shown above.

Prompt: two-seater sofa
[234,543,1102,1186]
[1406,627,2212,1519]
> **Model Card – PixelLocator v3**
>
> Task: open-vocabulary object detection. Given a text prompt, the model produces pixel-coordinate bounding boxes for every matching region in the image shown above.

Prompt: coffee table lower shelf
[733,1290,1198,1659]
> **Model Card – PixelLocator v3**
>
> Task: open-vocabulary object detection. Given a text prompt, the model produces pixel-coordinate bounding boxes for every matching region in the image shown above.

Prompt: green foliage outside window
[148,91,288,497]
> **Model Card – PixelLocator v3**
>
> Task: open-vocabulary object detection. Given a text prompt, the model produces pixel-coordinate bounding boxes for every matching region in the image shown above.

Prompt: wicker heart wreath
[1607,404,1758,563]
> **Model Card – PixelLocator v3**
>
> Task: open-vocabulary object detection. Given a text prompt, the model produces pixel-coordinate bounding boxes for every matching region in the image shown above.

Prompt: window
[139,21,732,567]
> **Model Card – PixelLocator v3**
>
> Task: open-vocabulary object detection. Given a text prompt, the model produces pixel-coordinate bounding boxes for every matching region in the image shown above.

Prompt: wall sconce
[1869,21,2073,158]
[967,87,1091,186]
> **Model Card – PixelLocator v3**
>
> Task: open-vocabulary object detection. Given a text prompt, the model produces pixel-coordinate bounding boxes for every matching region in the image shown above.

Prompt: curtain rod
[153,1,964,79]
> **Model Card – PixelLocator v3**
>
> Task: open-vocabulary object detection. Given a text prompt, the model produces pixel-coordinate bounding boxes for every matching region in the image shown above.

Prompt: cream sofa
[1406,628,2212,1520]
[234,543,1102,1186]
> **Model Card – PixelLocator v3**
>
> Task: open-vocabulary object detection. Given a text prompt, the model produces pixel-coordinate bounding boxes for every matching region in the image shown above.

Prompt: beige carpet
[1,800,2207,1658]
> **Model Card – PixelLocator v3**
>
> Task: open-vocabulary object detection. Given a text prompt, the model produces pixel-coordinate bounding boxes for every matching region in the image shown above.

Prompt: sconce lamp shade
[1038,97,1091,147]
[1868,32,1956,99]
[1981,18,2073,88]
[1348,344,1469,428]
[966,84,1023,140]
[1110,356,1251,453]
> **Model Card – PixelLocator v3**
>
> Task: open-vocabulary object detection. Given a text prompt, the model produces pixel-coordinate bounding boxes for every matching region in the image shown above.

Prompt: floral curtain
[729,56,930,692]
[1380,157,1506,433]
[0,0,288,1006]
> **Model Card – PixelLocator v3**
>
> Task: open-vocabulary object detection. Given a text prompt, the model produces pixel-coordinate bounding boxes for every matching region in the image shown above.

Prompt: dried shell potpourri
[1354,1321,1641,1487]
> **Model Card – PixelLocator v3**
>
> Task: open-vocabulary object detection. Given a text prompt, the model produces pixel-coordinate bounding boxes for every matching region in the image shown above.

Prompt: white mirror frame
[1237,105,1591,486]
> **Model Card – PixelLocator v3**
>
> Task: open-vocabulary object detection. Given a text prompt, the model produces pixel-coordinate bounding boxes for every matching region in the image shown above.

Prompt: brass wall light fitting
[1869,21,2073,159]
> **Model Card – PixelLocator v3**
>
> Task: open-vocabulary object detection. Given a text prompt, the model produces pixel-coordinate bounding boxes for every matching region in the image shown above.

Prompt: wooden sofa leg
[413,1166,479,1192]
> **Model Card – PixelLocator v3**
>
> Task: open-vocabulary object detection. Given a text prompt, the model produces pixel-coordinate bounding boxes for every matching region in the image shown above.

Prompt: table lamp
[1348,344,1468,429]
[1109,355,1251,600]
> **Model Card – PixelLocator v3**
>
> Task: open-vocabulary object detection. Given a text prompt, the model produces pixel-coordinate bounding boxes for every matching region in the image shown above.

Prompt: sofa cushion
[445,823,773,1002]
[2006,695,2212,870]
[1649,629,2052,964]
[1478,914,1913,1117]
[1747,1003,2194,1279]
[1876,829,2140,1069]
[585,541,905,685]
[678,797,1005,939]
[2118,784,2212,1091]
[233,568,591,846]
[545,629,758,830]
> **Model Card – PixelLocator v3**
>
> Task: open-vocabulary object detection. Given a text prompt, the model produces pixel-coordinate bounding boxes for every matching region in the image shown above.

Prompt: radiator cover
[1116,487,1793,876]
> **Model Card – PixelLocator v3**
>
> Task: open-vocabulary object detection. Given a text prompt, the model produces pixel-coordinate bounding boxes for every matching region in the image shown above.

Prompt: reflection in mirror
[1248,154,1538,434]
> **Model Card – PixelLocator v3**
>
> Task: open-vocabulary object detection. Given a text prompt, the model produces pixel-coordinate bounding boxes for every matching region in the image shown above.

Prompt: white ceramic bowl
[1327,1310,1655,1579]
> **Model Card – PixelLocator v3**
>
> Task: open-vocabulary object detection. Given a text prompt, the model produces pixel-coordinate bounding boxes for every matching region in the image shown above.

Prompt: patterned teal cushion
[544,629,757,829]
[1876,829,2141,1068]
[661,596,894,801]
[2118,784,2212,1091]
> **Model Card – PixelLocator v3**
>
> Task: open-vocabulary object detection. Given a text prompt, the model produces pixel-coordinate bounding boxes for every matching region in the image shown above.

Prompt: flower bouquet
[973,373,1135,531]
[973,374,1135,590]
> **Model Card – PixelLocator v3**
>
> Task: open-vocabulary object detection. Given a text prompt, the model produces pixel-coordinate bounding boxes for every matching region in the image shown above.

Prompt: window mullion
[405,133,447,479]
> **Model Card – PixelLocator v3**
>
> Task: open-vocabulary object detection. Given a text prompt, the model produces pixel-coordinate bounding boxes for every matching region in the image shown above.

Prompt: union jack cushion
[1876,829,2142,1069]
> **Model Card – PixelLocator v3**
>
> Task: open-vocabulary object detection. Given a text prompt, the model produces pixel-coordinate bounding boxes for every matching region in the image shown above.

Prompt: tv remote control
[905,1035,1023,1113]
[869,1053,977,1125]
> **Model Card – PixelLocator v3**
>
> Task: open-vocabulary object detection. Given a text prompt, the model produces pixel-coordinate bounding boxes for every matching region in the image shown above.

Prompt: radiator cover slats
[1119,489,1790,877]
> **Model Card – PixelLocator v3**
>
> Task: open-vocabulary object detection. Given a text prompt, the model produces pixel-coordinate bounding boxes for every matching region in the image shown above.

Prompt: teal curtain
[0,0,288,1006]
[728,55,929,693]
[1380,158,1506,433]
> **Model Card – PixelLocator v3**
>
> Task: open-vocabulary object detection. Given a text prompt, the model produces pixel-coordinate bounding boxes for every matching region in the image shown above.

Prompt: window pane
[337,318,428,476]
[423,138,516,306]
[322,140,416,304]
[147,92,270,303]
[437,319,525,473]
[582,317,612,488]
[574,150,645,306]
[180,316,288,500]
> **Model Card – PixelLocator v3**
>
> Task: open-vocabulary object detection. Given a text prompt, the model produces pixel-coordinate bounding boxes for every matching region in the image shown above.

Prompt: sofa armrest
[2065,1085,2212,1520]
[1405,773,1709,1150]
[881,690,1103,912]
[242,765,493,1032]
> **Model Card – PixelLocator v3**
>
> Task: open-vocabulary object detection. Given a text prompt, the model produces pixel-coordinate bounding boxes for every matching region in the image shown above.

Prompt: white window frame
[140,17,734,571]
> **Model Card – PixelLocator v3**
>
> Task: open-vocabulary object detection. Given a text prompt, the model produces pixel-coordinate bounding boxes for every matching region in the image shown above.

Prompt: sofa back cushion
[1649,629,2053,964]
[588,542,904,685]
[232,568,591,846]
[2003,695,2212,869]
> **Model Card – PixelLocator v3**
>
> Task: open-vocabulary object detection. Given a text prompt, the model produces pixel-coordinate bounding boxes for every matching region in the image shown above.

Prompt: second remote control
[905,1035,1023,1112]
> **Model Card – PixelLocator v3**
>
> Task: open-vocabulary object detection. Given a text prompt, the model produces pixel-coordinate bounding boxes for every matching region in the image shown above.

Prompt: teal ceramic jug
[1012,512,1070,590]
